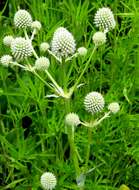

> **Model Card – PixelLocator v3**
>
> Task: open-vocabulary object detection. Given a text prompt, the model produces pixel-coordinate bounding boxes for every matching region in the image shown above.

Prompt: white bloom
[65,113,80,127]
[11,37,33,60]
[51,27,76,58]
[77,47,87,56]
[40,42,50,52]
[94,7,116,32]
[14,9,32,29]
[108,102,120,114]
[40,172,57,190]
[84,91,105,114]
[93,31,106,46]
[31,20,42,31]
[3,35,14,46]
[0,55,13,67]
[35,57,50,70]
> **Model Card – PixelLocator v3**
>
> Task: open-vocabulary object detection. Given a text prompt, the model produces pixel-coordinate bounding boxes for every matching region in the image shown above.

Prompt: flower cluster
[65,91,120,128]
[93,7,116,47]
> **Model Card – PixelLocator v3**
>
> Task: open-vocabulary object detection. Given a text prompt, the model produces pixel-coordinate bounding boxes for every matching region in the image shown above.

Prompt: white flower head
[40,172,57,190]
[94,7,116,32]
[35,57,50,70]
[11,37,33,60]
[0,55,13,67]
[14,9,32,29]
[40,42,50,52]
[31,20,42,31]
[93,31,106,46]
[65,113,80,127]
[77,47,87,56]
[84,91,105,114]
[108,102,120,114]
[3,35,14,47]
[51,27,76,58]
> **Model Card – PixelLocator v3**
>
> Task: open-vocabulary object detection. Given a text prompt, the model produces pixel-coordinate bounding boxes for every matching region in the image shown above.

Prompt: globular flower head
[40,172,57,190]
[93,31,106,46]
[108,102,120,114]
[84,91,105,114]
[31,20,42,31]
[11,37,33,60]
[14,9,32,29]
[51,27,76,58]
[77,47,87,56]
[3,35,14,47]
[65,113,80,127]
[119,184,130,190]
[94,7,116,32]
[35,57,50,70]
[40,42,50,52]
[0,55,13,67]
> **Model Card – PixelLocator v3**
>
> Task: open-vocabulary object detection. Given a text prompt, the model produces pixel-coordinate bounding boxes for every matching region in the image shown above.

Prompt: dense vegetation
[0,0,138,189]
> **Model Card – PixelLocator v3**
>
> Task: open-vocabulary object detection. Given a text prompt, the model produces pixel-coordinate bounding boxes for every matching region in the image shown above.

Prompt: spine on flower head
[65,112,81,127]
[51,27,76,59]
[84,91,105,114]
[94,7,116,33]
[40,172,57,190]
[11,37,33,60]
[14,9,32,29]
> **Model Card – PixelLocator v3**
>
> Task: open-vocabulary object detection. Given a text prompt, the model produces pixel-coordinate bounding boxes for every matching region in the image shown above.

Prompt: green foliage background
[0,0,138,189]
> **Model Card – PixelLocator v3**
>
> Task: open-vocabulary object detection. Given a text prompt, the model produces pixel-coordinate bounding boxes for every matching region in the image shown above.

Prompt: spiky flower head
[0,55,13,67]
[93,31,106,46]
[35,57,50,70]
[40,42,50,52]
[77,47,87,56]
[14,9,32,29]
[51,27,76,58]
[31,20,42,31]
[40,172,57,190]
[108,102,120,114]
[94,7,116,32]
[11,37,33,60]
[65,113,80,127]
[3,35,14,47]
[84,91,105,114]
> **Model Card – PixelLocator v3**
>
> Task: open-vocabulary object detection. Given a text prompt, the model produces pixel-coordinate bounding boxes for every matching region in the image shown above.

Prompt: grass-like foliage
[0,0,138,190]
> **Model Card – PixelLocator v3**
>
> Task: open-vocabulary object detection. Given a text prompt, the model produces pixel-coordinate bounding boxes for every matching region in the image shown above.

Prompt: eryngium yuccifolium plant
[0,55,12,67]
[108,102,120,114]
[94,7,116,32]
[11,37,33,60]
[35,57,50,70]
[40,172,57,190]
[14,9,32,29]
[51,27,76,58]
[77,47,87,56]
[3,35,14,46]
[84,91,105,114]
[40,42,50,52]
[93,31,106,46]
[65,113,81,127]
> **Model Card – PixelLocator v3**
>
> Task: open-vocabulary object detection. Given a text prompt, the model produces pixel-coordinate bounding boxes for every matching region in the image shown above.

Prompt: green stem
[84,128,92,171]
[32,70,54,91]
[45,70,65,97]
[70,46,96,96]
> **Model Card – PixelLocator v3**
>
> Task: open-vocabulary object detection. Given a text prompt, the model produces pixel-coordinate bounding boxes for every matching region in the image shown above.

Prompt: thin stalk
[30,29,36,41]
[44,70,65,96]
[84,127,92,171]
[64,100,82,189]
[47,49,62,63]
[33,70,54,91]
[70,46,96,96]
